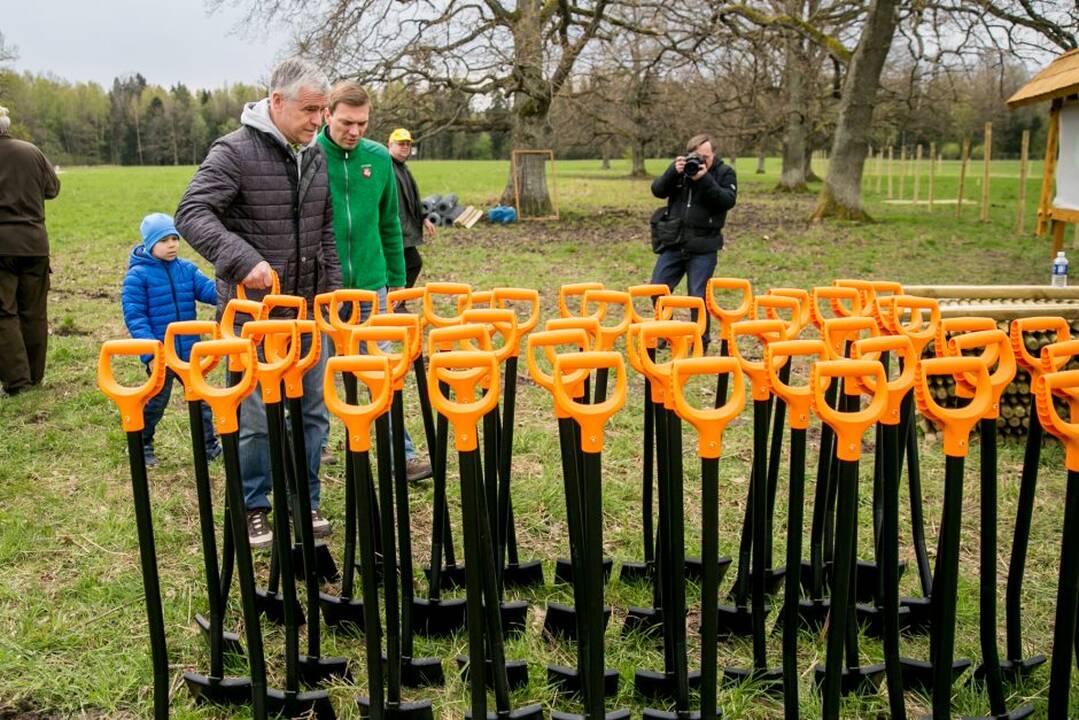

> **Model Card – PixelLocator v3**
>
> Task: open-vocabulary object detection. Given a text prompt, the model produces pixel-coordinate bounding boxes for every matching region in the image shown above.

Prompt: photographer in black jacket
[649,133,737,350]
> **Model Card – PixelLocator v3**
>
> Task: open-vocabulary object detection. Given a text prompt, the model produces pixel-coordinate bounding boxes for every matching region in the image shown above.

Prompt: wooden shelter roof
[1007,49,1079,108]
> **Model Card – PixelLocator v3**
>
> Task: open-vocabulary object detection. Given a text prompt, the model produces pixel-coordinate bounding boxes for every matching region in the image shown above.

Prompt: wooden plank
[980,122,992,222]
[1037,103,1061,236]
[1017,129,1030,235]
[899,145,906,199]
[913,143,922,205]
[939,303,1079,321]
[956,139,969,218]
[887,146,894,199]
[1006,49,1079,108]
[903,285,1079,300]
[928,142,935,212]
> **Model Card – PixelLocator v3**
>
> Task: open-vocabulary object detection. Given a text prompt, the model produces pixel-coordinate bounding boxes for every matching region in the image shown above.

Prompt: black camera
[683,152,704,176]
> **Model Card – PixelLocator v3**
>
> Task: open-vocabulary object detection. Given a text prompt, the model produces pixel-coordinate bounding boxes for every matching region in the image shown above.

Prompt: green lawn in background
[0,156,1074,719]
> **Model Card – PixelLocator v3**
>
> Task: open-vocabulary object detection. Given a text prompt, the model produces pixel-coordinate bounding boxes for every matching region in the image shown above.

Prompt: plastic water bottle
[1052,251,1069,288]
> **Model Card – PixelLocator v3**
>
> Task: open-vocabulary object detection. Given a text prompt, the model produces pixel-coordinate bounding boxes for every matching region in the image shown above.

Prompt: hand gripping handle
[187,338,258,435]
[756,293,804,340]
[705,278,754,332]
[243,320,299,404]
[462,308,520,362]
[728,319,787,401]
[914,356,992,458]
[323,354,393,453]
[822,315,880,361]
[946,329,1014,410]
[766,339,828,430]
[628,283,670,324]
[671,356,746,458]
[235,268,280,301]
[553,352,627,453]
[526,329,590,417]
[262,292,307,320]
[850,335,917,425]
[369,313,423,361]
[639,320,705,405]
[1010,315,1072,376]
[163,321,220,402]
[428,350,500,451]
[656,295,707,340]
[279,320,321,399]
[348,325,413,389]
[583,289,632,351]
[935,317,997,359]
[811,359,889,461]
[558,281,604,318]
[98,339,167,432]
[887,295,941,355]
[423,282,473,327]
[810,286,862,330]
[1036,370,1079,471]
[493,287,542,334]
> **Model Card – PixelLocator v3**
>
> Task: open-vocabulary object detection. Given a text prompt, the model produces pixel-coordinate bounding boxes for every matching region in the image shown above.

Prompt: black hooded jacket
[650,159,737,254]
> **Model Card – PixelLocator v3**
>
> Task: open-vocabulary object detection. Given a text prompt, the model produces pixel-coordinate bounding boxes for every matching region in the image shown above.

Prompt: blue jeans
[650,248,718,349]
[332,287,417,460]
[142,367,218,452]
[240,332,329,510]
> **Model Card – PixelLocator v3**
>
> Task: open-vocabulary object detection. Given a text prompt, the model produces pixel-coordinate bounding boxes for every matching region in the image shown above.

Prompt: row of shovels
[97,278,1079,718]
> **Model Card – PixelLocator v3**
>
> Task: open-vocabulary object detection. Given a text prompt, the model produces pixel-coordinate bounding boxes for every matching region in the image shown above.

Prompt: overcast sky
[5,0,294,90]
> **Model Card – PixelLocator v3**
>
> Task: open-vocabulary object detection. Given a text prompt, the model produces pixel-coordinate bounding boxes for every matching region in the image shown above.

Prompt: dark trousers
[404,246,423,289]
[650,247,718,349]
[142,367,218,452]
[0,255,50,395]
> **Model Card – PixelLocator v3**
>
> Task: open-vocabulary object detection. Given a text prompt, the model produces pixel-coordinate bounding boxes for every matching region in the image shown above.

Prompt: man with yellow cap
[388,128,435,289]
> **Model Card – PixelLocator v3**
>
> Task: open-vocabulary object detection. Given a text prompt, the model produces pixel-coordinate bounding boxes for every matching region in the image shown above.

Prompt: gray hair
[269,57,329,100]
[0,106,9,135]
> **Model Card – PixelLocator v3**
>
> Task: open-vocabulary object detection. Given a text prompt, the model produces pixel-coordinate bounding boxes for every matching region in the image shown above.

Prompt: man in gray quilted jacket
[175,57,342,549]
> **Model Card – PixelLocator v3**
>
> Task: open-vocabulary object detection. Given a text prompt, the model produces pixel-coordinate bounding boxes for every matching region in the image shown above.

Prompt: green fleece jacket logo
[316,128,406,291]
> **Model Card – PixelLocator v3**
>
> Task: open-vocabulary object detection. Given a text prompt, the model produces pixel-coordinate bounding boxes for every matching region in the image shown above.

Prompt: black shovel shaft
[266,401,300,693]
[900,394,932,597]
[931,455,965,720]
[581,449,607,720]
[765,364,790,572]
[665,408,691,707]
[413,353,439,462]
[594,366,609,404]
[391,392,418,658]
[287,395,322,659]
[1006,402,1043,662]
[482,409,502,589]
[881,423,906,720]
[125,432,170,720]
[353,448,385,720]
[751,398,769,669]
[978,419,1006,715]
[655,404,673,669]
[642,377,655,565]
[714,338,730,409]
[733,397,773,605]
[499,356,520,564]
[822,458,858,720]
[811,377,840,594]
[221,432,267,719]
[701,456,721,720]
[1048,469,1079,717]
[558,417,589,672]
[428,403,451,600]
[341,373,360,598]
[187,400,225,679]
[782,428,806,719]
[375,414,402,703]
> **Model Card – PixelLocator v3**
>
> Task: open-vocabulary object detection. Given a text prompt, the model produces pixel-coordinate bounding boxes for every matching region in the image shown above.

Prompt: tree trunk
[631,141,647,177]
[601,141,611,170]
[804,145,820,183]
[756,144,767,174]
[811,0,900,221]
[777,7,809,193]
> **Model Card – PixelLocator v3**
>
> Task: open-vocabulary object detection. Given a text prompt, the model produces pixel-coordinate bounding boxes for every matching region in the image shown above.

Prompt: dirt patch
[0,702,61,719]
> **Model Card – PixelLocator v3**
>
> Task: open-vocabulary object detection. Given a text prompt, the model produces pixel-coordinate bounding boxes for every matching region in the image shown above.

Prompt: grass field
[1,155,1076,719]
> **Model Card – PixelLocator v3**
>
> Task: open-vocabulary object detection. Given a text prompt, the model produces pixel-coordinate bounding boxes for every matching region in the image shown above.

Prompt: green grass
[1,157,1076,718]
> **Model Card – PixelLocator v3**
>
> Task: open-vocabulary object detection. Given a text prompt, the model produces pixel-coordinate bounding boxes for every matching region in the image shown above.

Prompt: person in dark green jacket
[317,81,432,482]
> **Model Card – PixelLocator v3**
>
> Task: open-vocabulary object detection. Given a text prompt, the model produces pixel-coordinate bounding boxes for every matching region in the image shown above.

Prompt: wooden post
[899,145,907,198]
[928,142,936,212]
[1037,102,1062,237]
[875,149,883,193]
[956,139,970,218]
[980,122,992,223]
[887,146,894,199]
[913,143,922,205]
[1016,129,1030,235]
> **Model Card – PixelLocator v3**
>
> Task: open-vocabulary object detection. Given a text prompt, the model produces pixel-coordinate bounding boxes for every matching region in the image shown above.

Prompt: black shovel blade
[546,663,621,697]
[812,662,886,696]
[464,704,544,720]
[855,602,912,638]
[358,697,434,720]
[618,560,652,584]
[721,665,785,695]
[853,558,906,603]
[900,595,933,634]
[297,654,351,685]
[685,554,733,585]
[401,656,446,688]
[255,587,302,626]
[995,655,1047,683]
[292,542,340,584]
[266,686,336,719]
[423,562,466,590]
[543,601,611,640]
[555,556,613,584]
[743,566,787,597]
[715,603,770,638]
[633,668,702,700]
[642,709,717,720]
[956,704,1036,720]
[554,710,632,720]
[411,596,467,637]
[194,613,244,657]
[454,655,530,690]
[622,606,665,636]
[182,671,252,707]
[318,591,365,634]
[897,656,972,694]
[502,559,545,589]
[498,600,529,636]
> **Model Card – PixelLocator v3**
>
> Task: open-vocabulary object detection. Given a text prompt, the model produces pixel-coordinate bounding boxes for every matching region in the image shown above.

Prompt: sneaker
[247,510,273,549]
[406,457,433,483]
[311,509,331,538]
[143,446,159,468]
[205,443,222,462]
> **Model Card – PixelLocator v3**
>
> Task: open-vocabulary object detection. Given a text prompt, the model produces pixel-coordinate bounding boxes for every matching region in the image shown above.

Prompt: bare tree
[0,31,17,65]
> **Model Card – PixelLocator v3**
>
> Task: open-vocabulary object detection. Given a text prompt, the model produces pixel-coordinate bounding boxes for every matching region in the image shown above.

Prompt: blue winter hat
[140,213,180,253]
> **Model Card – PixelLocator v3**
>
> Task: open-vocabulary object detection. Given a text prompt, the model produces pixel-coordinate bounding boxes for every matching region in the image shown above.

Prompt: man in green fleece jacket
[317,80,432,481]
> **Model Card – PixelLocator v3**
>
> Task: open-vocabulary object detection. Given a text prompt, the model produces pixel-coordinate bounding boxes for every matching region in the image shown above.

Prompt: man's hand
[673,156,686,174]
[242,260,274,289]
[423,218,437,236]
[689,165,708,182]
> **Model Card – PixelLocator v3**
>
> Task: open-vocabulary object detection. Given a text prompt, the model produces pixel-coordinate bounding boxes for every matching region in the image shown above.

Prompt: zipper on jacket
[343,150,354,287]
[163,261,181,323]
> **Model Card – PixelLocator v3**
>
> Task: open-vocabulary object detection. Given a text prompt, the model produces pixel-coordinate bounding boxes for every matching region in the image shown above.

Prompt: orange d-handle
[756,293,804,340]
[493,287,542,335]
[330,288,380,331]
[582,289,632,351]
[369,312,423,362]
[1010,316,1071,377]
[221,298,267,372]
[934,317,997,359]
[728,319,787,401]
[348,325,413,390]
[314,292,350,356]
[810,286,862,330]
[656,295,707,340]
[242,320,299,404]
[946,329,1014,411]
[187,338,259,435]
[887,295,941,356]
[769,288,812,329]
[822,315,880,362]
[277,320,321,399]
[552,351,627,453]
[629,284,670,324]
[462,308,520,363]
[428,351,500,452]
[163,321,221,402]
[850,335,917,425]
[705,278,754,329]
[811,359,889,461]
[1041,338,1079,379]
[387,286,427,320]
[526,328,591,417]
[429,322,493,356]
[834,279,880,314]
[459,290,494,313]
[424,282,473,328]
[235,268,280,301]
[1035,370,1079,471]
[670,356,746,458]
[558,282,604,318]
[914,356,992,458]
[766,339,829,430]
[262,292,308,320]
[323,354,393,453]
[98,339,167,433]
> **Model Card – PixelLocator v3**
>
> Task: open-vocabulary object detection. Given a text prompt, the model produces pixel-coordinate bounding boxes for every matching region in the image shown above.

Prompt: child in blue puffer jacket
[122,213,219,467]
